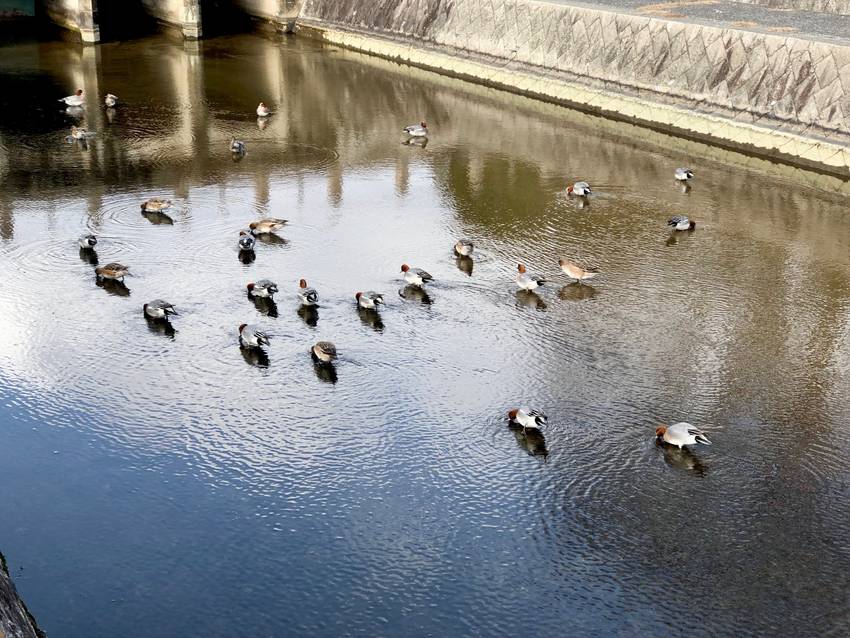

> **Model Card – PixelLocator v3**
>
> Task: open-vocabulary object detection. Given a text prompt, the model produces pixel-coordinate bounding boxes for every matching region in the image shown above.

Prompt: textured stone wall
[42,0,99,41]
[735,0,850,15]
[0,552,44,638]
[140,0,201,37]
[233,0,301,29]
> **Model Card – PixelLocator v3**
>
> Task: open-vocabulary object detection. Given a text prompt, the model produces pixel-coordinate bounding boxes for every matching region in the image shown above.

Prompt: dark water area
[1,31,850,637]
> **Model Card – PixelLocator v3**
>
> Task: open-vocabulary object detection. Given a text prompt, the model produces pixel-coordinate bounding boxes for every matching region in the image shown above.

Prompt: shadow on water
[455,255,474,276]
[558,283,598,302]
[514,289,546,310]
[145,316,176,339]
[399,285,432,305]
[96,278,130,297]
[254,234,288,247]
[240,345,269,369]
[313,361,338,384]
[657,441,708,475]
[510,427,549,459]
[238,249,256,264]
[142,210,175,225]
[250,295,278,318]
[357,307,384,332]
[297,306,319,327]
[79,248,98,266]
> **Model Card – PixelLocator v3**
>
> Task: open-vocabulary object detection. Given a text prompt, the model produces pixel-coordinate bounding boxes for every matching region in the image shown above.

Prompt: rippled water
[1,32,850,637]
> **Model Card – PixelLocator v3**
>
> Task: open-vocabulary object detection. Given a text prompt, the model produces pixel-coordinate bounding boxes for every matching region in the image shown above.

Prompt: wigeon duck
[454,239,474,257]
[558,258,598,283]
[516,263,545,290]
[508,408,548,432]
[249,218,287,235]
[668,215,696,231]
[299,279,318,306]
[78,234,97,249]
[401,264,433,287]
[140,198,172,213]
[256,102,271,117]
[230,137,246,154]
[356,291,384,309]
[403,121,428,137]
[674,167,694,181]
[104,93,118,107]
[69,126,89,140]
[95,262,129,281]
[655,423,712,448]
[238,230,256,251]
[239,323,269,348]
[247,279,278,298]
[58,89,84,107]
[143,299,177,320]
[311,341,337,363]
[567,181,592,197]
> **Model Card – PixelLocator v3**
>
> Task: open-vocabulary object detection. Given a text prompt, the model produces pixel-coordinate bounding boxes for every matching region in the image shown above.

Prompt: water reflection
[141,210,175,225]
[240,345,270,369]
[558,283,598,302]
[145,315,176,339]
[357,307,384,332]
[313,360,338,384]
[514,289,546,310]
[78,247,99,266]
[250,296,278,318]
[658,441,708,475]
[511,427,549,459]
[238,249,256,264]
[297,305,319,327]
[95,278,130,297]
[399,285,432,304]
[455,255,474,276]
[254,233,288,247]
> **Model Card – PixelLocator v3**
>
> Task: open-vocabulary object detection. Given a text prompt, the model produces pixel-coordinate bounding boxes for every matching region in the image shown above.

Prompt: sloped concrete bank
[297,0,850,176]
[0,552,44,638]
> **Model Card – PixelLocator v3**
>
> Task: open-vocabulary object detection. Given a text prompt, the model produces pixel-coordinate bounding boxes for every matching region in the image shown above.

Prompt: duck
[403,121,428,137]
[143,299,178,320]
[69,126,89,140]
[239,323,269,348]
[58,89,84,106]
[508,408,548,432]
[516,263,545,290]
[78,234,97,249]
[674,167,694,181]
[401,264,433,287]
[566,181,592,197]
[249,218,287,235]
[311,341,337,363]
[356,291,384,309]
[299,279,319,306]
[230,137,246,154]
[558,258,598,283]
[655,423,712,449]
[140,198,172,213]
[95,262,129,281]
[104,93,118,108]
[256,102,271,117]
[247,279,278,298]
[454,239,474,257]
[238,230,256,251]
[668,215,696,231]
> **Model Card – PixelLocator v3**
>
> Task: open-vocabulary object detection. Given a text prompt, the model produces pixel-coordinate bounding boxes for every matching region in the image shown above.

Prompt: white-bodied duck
[454,239,474,257]
[238,230,256,251]
[311,341,338,363]
[655,423,711,449]
[508,408,548,432]
[566,181,592,197]
[668,215,696,231]
[256,102,271,117]
[249,218,287,235]
[95,262,129,281]
[516,263,545,290]
[104,93,118,108]
[558,258,598,284]
[674,167,694,181]
[401,264,433,287]
[356,291,384,309]
[230,137,246,154]
[143,299,178,320]
[239,323,269,348]
[403,121,428,137]
[247,279,278,298]
[298,279,318,306]
[78,234,97,249]
[58,89,84,107]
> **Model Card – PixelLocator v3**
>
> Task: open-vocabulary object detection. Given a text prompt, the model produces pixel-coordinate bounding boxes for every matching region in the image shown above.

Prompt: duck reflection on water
[512,427,549,459]
[558,283,598,302]
[297,305,319,327]
[399,284,432,305]
[515,289,546,310]
[145,315,176,339]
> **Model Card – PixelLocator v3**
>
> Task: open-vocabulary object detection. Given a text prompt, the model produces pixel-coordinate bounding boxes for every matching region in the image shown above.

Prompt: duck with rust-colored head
[655,423,712,449]
[516,263,545,291]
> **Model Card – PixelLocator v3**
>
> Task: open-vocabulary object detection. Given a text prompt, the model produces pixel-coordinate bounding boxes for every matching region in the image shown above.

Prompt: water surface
[1,32,850,637]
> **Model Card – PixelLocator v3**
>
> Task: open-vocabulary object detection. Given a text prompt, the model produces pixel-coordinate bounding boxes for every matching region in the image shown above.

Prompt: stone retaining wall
[735,0,850,15]
[0,552,44,638]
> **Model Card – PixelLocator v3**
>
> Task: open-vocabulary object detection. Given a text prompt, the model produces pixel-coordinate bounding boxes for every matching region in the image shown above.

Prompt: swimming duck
[249,218,287,235]
[454,239,474,257]
[356,291,384,309]
[400,264,433,287]
[247,279,278,298]
[516,263,545,290]
[140,198,172,213]
[95,262,129,281]
[69,126,89,140]
[508,408,548,432]
[104,93,118,107]
[311,341,337,363]
[143,299,178,320]
[238,230,256,251]
[655,423,711,449]
[668,215,696,231]
[299,279,319,306]
[230,137,246,154]
[567,181,592,197]
[558,258,598,283]
[78,234,97,249]
[403,121,428,137]
[256,102,271,117]
[674,167,694,181]
[239,323,269,348]
[58,89,84,107]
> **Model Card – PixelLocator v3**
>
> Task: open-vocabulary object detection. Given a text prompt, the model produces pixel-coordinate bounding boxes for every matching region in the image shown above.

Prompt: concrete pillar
[41,0,100,42]
[275,0,300,33]
[181,0,202,39]
[78,0,100,42]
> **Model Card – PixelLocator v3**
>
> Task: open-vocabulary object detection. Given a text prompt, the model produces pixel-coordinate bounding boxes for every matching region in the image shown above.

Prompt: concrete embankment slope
[297,0,850,175]
[0,553,44,638]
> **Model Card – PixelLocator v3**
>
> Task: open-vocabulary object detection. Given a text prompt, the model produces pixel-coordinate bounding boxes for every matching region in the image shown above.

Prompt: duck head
[655,425,668,438]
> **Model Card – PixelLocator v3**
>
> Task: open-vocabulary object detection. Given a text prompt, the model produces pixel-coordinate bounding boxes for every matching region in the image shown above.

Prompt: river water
[1,31,849,637]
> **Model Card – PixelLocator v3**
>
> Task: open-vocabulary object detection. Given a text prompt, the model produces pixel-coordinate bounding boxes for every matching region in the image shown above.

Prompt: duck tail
[692,432,711,445]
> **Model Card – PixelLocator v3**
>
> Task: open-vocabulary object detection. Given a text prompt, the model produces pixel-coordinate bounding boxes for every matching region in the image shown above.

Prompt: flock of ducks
[62,88,712,455]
